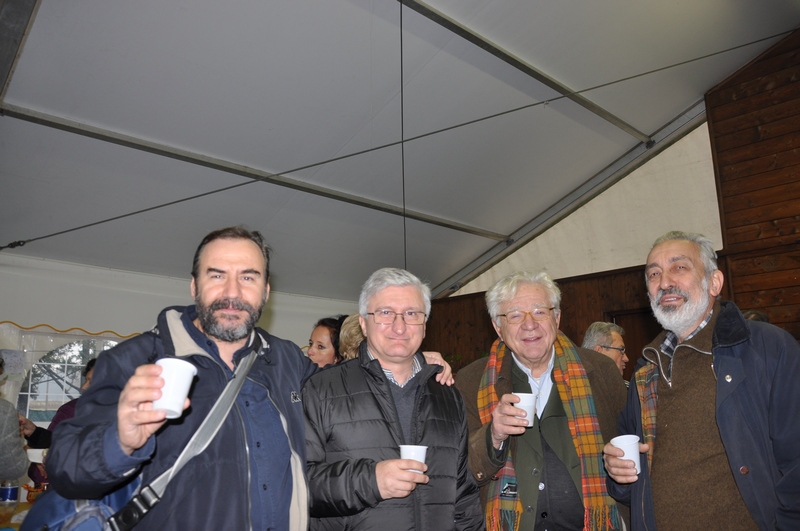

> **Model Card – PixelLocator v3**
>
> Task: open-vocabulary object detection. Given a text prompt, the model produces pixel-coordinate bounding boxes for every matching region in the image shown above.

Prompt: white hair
[358,268,431,320]
[485,271,561,323]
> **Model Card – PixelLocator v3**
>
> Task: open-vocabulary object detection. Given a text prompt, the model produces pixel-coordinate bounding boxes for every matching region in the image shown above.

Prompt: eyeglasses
[367,310,427,325]
[601,345,626,354]
[498,308,555,324]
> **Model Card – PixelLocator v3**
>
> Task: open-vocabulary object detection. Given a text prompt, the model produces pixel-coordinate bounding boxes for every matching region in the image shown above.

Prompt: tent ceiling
[1,0,798,301]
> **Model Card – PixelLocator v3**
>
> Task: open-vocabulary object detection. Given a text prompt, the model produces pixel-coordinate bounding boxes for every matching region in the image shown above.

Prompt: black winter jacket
[303,346,485,530]
[46,306,317,531]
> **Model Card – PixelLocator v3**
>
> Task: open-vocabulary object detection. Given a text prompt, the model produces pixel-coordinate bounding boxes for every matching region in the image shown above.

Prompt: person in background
[19,359,96,485]
[604,231,800,530]
[338,313,364,361]
[303,268,483,530]
[581,322,629,385]
[20,359,97,450]
[307,315,348,368]
[1,398,28,479]
[456,271,626,531]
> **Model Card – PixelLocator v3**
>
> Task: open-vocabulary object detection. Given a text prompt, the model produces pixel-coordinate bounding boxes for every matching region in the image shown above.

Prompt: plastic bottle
[0,479,19,525]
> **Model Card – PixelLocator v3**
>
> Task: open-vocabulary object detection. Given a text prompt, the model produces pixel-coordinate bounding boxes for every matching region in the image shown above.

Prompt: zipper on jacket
[411,365,440,531]
[642,343,711,389]
[234,404,253,531]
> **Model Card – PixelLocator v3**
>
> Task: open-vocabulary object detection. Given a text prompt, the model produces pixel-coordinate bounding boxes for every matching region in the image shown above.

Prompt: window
[16,333,117,423]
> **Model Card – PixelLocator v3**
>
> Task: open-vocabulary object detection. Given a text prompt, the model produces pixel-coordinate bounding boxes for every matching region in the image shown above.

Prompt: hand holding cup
[604,435,648,484]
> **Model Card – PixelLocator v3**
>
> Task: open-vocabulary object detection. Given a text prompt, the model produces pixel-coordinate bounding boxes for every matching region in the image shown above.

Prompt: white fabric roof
[1,0,797,300]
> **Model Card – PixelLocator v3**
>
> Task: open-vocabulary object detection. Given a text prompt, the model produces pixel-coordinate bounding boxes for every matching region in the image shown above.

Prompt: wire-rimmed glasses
[367,310,427,325]
[498,307,555,324]
[601,345,626,354]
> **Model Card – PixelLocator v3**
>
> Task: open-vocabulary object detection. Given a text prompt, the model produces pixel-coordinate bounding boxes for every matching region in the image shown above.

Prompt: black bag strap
[107,333,263,531]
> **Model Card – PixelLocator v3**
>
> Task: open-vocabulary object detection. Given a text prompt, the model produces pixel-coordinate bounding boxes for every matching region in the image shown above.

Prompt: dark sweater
[650,312,757,530]
[456,344,628,529]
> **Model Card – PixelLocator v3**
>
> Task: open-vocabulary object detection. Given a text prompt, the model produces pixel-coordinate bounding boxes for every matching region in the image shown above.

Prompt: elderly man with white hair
[456,271,626,531]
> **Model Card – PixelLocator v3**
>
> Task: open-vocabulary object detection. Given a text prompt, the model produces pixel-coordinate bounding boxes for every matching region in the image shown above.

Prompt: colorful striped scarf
[477,333,621,531]
[635,359,660,471]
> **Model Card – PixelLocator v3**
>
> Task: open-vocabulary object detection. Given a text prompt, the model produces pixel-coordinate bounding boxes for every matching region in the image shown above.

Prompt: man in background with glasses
[582,322,629,386]
[456,271,626,531]
[302,267,483,530]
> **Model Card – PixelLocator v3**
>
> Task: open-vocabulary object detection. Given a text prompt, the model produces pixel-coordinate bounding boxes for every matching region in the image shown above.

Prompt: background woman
[307,315,347,368]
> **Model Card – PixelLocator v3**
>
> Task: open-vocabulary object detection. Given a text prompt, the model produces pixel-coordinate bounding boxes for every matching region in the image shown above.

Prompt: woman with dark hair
[307,315,347,368]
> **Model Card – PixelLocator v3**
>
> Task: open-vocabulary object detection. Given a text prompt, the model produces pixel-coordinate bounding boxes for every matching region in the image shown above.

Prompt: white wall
[0,253,356,348]
[455,123,723,295]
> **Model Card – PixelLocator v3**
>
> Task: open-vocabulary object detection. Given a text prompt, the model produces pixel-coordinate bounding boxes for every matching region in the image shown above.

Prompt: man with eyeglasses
[582,322,629,384]
[302,267,484,530]
[456,271,626,531]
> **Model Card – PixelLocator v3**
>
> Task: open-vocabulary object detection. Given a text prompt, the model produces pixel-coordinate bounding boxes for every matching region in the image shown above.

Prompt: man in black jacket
[303,268,484,530]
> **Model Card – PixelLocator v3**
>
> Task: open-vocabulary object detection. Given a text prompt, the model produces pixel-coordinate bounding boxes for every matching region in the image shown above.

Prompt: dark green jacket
[456,345,626,528]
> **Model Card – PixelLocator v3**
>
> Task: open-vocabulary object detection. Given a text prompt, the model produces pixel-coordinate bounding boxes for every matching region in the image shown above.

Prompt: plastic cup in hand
[512,392,536,427]
[610,434,641,474]
[27,448,45,463]
[153,358,197,419]
[399,445,428,473]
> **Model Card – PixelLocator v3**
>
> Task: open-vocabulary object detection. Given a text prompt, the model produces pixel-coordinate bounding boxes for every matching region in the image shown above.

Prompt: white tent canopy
[1,0,798,306]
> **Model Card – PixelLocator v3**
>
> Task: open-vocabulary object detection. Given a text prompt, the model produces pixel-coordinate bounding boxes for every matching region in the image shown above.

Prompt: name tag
[500,481,518,499]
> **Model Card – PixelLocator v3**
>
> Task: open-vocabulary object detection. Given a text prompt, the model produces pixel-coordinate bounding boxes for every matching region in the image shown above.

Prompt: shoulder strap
[108,334,263,531]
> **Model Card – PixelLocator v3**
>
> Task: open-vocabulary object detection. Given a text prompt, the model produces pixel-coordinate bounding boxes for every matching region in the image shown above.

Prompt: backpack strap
[107,333,263,531]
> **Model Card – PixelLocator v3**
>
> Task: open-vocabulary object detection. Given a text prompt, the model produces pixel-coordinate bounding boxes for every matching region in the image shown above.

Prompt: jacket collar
[156,305,261,362]
[640,300,749,373]
[711,300,750,350]
[356,340,440,382]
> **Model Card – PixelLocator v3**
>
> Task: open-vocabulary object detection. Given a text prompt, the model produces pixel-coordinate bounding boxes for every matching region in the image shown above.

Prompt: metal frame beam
[431,100,707,297]
[0,103,508,241]
[400,0,652,144]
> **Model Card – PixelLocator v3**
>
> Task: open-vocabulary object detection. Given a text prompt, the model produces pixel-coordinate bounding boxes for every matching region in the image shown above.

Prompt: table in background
[3,501,32,530]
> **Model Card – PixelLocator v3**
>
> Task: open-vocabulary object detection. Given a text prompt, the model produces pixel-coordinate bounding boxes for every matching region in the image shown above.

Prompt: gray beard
[650,277,710,337]
[195,296,263,343]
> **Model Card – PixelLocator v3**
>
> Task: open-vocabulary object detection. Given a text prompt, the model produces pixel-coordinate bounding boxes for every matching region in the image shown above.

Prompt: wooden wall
[423,292,497,372]
[706,29,800,339]
[423,30,800,373]
[422,260,729,377]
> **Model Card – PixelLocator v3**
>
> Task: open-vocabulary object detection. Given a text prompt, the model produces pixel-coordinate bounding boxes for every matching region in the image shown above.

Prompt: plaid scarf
[636,358,660,471]
[477,333,621,531]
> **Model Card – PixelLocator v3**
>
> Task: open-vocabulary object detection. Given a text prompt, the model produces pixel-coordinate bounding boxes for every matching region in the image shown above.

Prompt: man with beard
[603,231,800,530]
[46,227,317,531]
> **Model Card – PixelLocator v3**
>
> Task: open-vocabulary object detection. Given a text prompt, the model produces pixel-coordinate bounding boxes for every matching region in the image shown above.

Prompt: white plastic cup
[512,392,536,427]
[399,445,428,473]
[153,358,197,419]
[26,448,45,463]
[610,434,641,474]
